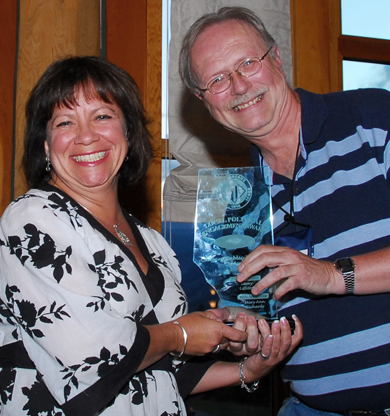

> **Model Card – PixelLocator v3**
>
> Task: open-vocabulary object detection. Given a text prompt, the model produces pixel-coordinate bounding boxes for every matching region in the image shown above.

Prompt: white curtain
[163,0,292,223]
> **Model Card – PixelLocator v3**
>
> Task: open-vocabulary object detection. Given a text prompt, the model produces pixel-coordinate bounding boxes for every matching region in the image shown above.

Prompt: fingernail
[252,287,259,296]
[292,314,298,321]
[281,316,288,325]
[237,273,243,282]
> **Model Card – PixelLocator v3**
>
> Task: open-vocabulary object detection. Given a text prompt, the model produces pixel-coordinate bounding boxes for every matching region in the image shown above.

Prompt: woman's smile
[72,150,108,163]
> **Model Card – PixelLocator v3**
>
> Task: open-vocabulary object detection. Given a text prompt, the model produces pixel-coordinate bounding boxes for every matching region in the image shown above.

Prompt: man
[179,6,390,416]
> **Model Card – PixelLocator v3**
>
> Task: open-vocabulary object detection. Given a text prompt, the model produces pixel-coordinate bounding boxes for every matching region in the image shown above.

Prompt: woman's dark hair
[23,56,153,188]
[179,6,277,93]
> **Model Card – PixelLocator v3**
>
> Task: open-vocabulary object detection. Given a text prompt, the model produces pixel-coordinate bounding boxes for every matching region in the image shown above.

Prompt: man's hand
[237,245,345,299]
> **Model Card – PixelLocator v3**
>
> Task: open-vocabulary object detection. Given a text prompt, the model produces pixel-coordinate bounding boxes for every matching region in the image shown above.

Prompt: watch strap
[334,257,356,294]
[343,269,355,294]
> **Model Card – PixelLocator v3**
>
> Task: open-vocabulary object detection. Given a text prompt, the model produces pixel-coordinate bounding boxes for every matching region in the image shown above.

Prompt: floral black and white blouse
[0,185,208,416]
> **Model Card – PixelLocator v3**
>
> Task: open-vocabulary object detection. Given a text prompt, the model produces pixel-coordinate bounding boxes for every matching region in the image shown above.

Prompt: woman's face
[45,89,128,198]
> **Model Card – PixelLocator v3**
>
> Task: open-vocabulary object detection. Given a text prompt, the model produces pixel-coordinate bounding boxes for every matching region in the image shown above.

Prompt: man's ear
[272,46,286,79]
[273,46,283,66]
[194,90,204,101]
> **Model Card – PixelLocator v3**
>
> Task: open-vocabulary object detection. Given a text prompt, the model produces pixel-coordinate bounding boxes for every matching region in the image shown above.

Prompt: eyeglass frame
[197,46,274,95]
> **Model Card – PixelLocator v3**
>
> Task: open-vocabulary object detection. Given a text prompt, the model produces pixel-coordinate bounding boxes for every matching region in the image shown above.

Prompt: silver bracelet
[239,356,260,393]
[170,321,188,358]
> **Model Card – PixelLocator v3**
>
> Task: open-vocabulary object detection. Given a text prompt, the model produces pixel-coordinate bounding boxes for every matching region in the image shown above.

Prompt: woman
[0,56,302,415]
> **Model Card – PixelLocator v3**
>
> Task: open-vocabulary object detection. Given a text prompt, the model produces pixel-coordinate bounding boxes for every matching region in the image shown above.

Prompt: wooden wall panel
[290,0,342,93]
[106,0,162,231]
[106,0,147,101]
[0,1,18,215]
[14,0,100,199]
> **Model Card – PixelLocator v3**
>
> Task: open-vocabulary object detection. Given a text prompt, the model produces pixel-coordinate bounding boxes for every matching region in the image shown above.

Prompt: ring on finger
[212,344,221,353]
[260,350,270,360]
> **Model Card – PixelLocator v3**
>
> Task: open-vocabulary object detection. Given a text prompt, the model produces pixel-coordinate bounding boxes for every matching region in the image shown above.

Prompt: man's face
[191,20,289,140]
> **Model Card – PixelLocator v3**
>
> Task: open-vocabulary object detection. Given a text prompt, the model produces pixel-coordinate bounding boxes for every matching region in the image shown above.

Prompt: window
[340,0,390,91]
[341,0,390,40]
[343,61,390,91]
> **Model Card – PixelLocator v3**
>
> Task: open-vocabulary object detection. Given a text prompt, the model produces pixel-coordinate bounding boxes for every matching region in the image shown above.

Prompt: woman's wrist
[239,356,260,393]
[170,321,188,357]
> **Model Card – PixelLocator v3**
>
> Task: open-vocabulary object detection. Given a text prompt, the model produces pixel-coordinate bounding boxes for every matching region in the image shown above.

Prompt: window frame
[291,0,390,93]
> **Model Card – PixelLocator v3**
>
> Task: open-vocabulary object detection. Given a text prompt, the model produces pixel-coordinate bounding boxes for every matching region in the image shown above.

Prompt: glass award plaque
[193,167,277,321]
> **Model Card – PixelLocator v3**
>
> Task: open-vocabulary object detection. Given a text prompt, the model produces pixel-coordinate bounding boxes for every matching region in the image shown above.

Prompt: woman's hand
[207,308,300,358]
[224,312,262,355]
[189,314,303,394]
[206,307,260,355]
[173,310,248,356]
[243,314,303,382]
[143,311,246,371]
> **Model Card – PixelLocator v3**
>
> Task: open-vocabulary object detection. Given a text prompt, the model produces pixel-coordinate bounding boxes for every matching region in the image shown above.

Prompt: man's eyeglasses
[198,46,273,95]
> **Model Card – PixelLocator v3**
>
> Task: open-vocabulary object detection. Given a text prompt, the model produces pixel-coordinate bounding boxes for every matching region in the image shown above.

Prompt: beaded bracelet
[239,356,260,393]
[170,321,188,358]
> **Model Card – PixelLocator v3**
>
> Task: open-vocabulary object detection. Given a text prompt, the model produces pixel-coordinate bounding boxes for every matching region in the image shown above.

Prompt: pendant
[113,225,133,246]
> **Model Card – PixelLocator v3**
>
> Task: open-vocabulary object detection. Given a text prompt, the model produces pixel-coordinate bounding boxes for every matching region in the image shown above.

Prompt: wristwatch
[334,257,356,294]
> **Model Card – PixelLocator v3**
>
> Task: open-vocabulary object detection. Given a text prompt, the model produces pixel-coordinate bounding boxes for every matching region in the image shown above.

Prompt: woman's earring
[125,133,129,161]
[45,156,51,172]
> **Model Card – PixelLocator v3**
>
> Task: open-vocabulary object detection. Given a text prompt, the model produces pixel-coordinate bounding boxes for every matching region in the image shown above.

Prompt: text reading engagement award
[193,167,277,320]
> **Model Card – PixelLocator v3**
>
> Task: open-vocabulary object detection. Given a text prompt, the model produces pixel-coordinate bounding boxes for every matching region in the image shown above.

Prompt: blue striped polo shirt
[251,88,390,411]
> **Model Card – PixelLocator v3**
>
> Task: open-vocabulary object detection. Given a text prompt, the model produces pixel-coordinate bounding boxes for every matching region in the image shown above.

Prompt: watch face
[337,258,353,268]
[336,257,355,270]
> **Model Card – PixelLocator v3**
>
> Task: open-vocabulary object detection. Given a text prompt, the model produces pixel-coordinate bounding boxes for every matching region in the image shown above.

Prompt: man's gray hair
[179,6,277,93]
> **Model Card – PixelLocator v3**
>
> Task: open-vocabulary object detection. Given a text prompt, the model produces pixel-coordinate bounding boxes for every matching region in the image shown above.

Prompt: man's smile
[233,93,265,111]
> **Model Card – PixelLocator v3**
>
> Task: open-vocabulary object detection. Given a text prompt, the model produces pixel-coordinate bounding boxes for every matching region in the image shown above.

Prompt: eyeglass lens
[202,46,273,94]
[208,58,262,94]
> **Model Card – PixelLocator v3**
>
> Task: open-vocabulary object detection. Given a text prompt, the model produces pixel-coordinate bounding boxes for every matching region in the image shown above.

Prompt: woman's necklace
[112,223,133,246]
[82,205,133,247]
